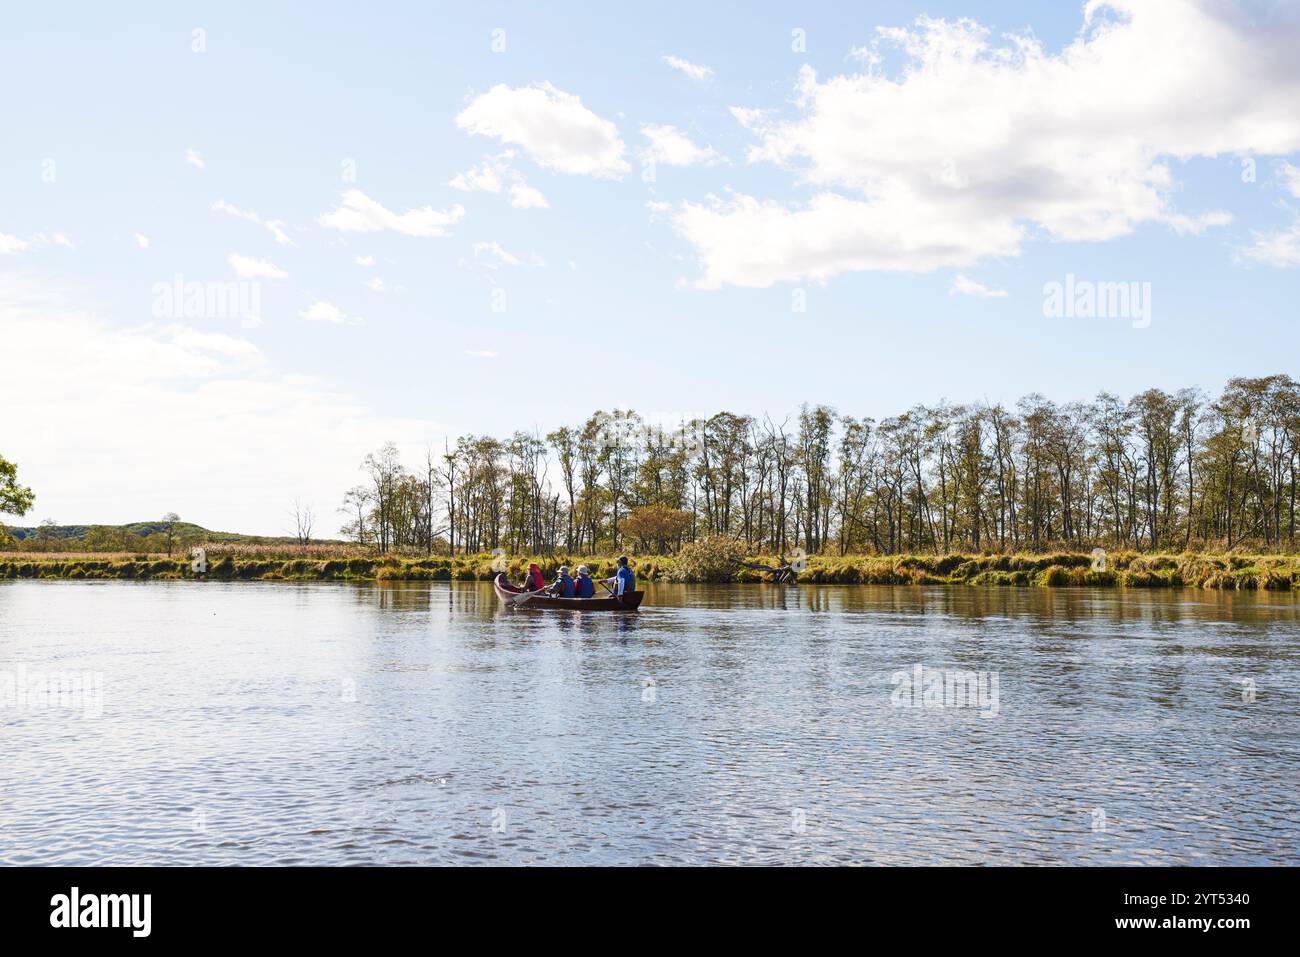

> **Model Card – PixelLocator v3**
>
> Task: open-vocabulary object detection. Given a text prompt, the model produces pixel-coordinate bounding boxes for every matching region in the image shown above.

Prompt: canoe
[493,573,644,611]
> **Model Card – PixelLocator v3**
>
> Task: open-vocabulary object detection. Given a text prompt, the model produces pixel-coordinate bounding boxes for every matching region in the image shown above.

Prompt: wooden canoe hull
[493,574,643,611]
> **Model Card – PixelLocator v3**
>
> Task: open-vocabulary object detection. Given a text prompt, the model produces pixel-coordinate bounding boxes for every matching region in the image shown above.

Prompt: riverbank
[2,551,1298,589]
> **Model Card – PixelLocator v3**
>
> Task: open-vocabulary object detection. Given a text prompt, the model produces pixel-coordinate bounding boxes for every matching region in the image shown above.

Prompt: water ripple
[0,579,1296,865]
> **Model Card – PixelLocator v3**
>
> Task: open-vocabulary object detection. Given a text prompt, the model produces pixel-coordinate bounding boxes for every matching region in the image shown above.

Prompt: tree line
[341,375,1300,557]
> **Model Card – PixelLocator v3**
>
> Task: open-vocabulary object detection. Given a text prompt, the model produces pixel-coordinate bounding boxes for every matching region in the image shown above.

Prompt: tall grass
[1,549,1297,588]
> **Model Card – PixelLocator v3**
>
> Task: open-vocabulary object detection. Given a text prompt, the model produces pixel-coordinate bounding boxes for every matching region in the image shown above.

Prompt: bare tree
[339,486,372,546]
[291,500,315,545]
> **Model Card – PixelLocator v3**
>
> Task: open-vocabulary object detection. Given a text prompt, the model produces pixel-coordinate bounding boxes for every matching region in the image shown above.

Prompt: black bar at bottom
[0,866,1282,943]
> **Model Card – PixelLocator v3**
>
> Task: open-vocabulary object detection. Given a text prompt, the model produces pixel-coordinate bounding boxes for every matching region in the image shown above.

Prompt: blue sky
[2,0,1299,533]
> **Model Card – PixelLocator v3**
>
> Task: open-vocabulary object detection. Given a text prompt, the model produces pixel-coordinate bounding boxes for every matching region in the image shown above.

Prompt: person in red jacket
[522,563,545,592]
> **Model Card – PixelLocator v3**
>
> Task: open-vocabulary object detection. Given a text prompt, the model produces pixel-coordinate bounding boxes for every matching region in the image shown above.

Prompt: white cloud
[318,189,464,238]
[354,255,375,267]
[508,183,549,209]
[449,152,551,209]
[212,199,294,246]
[950,274,1007,298]
[228,253,287,280]
[671,1,1299,287]
[134,233,150,249]
[364,277,385,291]
[473,241,522,268]
[185,148,206,170]
[1246,162,1300,266]
[641,124,725,167]
[1165,210,1234,236]
[299,300,349,323]
[1,231,75,254]
[1278,162,1300,199]
[0,276,438,535]
[662,55,714,81]
[470,241,543,270]
[464,349,498,358]
[1244,221,1300,267]
[674,191,1022,288]
[450,159,505,194]
[456,83,629,179]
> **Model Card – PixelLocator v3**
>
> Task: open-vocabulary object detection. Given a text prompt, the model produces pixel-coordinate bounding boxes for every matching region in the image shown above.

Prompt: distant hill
[3,521,340,545]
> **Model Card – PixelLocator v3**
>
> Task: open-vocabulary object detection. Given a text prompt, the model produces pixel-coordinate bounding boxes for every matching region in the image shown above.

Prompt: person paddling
[548,565,576,598]
[574,565,596,599]
[605,555,635,597]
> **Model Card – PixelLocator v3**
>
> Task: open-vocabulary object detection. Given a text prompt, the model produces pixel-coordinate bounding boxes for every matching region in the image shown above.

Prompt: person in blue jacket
[606,555,635,596]
[574,565,596,598]
[548,565,576,598]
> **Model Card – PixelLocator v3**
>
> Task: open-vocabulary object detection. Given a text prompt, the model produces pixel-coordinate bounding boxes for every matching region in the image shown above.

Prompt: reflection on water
[0,580,1296,865]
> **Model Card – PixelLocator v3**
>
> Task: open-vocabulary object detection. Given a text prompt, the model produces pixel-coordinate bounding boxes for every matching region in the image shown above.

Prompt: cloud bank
[670,0,1300,287]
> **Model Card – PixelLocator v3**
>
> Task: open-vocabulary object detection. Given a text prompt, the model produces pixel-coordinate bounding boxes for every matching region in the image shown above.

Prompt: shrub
[1037,566,1072,587]
[1256,570,1293,590]
[668,536,747,583]
[932,554,971,575]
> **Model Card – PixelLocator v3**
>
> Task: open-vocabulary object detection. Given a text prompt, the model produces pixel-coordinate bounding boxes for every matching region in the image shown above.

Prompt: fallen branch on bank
[738,555,799,584]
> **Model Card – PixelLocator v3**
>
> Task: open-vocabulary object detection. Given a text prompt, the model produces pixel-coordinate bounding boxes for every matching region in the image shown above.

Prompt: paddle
[499,572,538,605]
[599,578,628,603]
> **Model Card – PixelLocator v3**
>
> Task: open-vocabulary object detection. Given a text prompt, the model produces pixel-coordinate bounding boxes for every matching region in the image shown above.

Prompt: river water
[1,580,1296,865]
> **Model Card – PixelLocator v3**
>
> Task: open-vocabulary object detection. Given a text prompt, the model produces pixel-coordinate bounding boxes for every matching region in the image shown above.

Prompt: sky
[2,0,1299,535]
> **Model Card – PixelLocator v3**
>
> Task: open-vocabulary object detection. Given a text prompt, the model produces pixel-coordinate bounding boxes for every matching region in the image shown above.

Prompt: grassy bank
[0,554,644,584]
[2,550,1299,589]
[790,551,1300,589]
